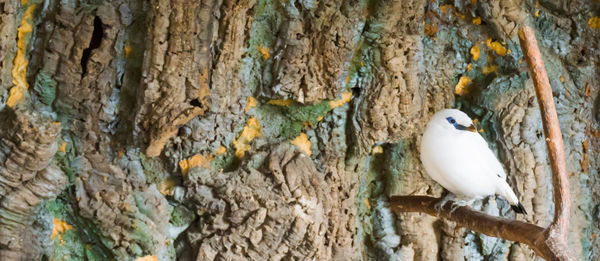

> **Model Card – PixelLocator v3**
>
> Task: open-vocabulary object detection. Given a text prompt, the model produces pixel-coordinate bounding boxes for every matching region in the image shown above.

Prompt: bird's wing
[421,131,501,198]
[469,134,507,180]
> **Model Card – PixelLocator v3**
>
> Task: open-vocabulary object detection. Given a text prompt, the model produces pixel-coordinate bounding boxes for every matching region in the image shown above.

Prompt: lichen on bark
[0,0,599,260]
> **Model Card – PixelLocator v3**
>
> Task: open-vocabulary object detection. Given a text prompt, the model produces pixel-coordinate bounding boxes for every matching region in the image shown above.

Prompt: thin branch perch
[390,26,573,260]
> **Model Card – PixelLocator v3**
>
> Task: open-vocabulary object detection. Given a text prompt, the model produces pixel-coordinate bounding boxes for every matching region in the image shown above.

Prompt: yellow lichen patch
[372,146,383,154]
[482,64,498,74]
[534,10,540,17]
[124,45,132,58]
[317,116,323,121]
[588,17,600,29]
[486,38,507,56]
[245,96,257,112]
[118,149,124,158]
[135,256,158,261]
[439,4,454,14]
[217,146,227,155]
[7,3,37,107]
[291,133,311,156]
[158,177,177,195]
[329,92,352,109]
[470,0,476,4]
[179,154,213,175]
[470,44,480,61]
[233,118,262,158]
[345,75,350,85]
[267,99,294,106]
[425,23,438,37]
[51,218,72,240]
[472,17,481,25]
[560,76,565,83]
[454,76,471,96]
[467,63,472,71]
[364,199,371,210]
[59,142,67,153]
[257,45,270,59]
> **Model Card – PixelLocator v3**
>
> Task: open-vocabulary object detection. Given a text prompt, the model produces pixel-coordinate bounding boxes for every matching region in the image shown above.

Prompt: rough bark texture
[0,0,599,260]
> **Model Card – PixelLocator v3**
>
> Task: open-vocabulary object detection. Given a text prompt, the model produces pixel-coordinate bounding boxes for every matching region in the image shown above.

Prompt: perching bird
[420,109,527,214]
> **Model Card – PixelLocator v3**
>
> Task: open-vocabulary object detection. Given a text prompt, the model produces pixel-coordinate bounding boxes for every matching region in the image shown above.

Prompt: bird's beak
[466,124,477,132]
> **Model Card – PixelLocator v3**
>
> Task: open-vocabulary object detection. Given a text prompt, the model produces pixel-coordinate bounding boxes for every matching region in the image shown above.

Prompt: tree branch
[389,26,573,260]
[390,196,548,256]
[518,26,571,240]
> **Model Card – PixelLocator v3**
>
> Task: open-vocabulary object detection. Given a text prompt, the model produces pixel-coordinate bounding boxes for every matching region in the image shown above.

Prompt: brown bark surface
[0,0,599,260]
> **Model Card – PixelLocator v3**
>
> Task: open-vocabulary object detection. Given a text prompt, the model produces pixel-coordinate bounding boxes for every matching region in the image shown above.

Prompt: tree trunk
[0,0,598,260]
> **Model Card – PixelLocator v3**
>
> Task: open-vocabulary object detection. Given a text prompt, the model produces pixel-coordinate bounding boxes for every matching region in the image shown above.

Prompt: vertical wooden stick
[518,26,571,243]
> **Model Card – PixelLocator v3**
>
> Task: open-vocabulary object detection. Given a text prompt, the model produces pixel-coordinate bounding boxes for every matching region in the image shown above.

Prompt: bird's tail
[496,181,527,215]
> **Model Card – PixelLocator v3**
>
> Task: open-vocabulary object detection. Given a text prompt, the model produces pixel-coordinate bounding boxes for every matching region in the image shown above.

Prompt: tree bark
[0,0,598,260]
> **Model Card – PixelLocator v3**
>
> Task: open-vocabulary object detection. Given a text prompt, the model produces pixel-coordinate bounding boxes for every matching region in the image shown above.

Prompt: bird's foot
[434,193,455,214]
[449,199,474,214]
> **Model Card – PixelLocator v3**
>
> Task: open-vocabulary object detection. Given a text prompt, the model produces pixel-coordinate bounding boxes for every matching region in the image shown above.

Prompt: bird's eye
[446,117,457,125]
[450,119,456,124]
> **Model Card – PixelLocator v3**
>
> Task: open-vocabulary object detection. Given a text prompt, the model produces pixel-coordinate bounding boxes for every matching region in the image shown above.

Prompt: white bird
[420,109,526,214]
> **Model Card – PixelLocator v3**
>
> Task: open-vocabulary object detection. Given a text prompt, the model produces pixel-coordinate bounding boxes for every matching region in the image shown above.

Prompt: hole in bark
[351,87,360,97]
[80,16,104,77]
[190,98,203,108]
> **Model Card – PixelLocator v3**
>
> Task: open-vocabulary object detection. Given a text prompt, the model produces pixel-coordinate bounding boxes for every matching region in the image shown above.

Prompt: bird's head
[428,109,477,133]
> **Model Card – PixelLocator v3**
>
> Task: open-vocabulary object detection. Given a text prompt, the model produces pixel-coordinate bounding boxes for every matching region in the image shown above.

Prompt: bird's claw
[434,193,455,215]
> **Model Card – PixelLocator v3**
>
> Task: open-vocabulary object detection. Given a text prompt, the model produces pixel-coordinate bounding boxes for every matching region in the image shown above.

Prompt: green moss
[139,152,166,184]
[169,204,195,228]
[256,100,335,143]
[33,71,56,106]
[45,197,112,261]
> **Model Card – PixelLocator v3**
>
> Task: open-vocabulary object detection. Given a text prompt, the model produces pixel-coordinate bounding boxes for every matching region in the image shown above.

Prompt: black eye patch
[446,117,458,126]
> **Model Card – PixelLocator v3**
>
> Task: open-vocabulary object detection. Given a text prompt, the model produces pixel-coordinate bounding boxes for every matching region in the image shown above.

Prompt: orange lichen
[364,199,371,210]
[372,146,383,154]
[534,10,540,17]
[559,76,565,83]
[585,84,591,97]
[472,17,481,25]
[454,76,471,96]
[135,256,158,261]
[7,3,37,107]
[179,154,213,175]
[329,92,352,109]
[51,218,72,240]
[588,17,600,29]
[486,38,507,56]
[291,133,311,156]
[257,45,270,59]
[118,149,124,158]
[233,118,262,158]
[217,146,227,155]
[59,142,67,153]
[470,0,477,4]
[424,23,438,37]
[317,116,323,121]
[482,64,498,74]
[470,44,480,61]
[581,140,589,174]
[124,45,132,57]
[245,96,257,112]
[439,4,464,19]
[267,99,294,106]
[467,63,472,71]
[440,4,453,14]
